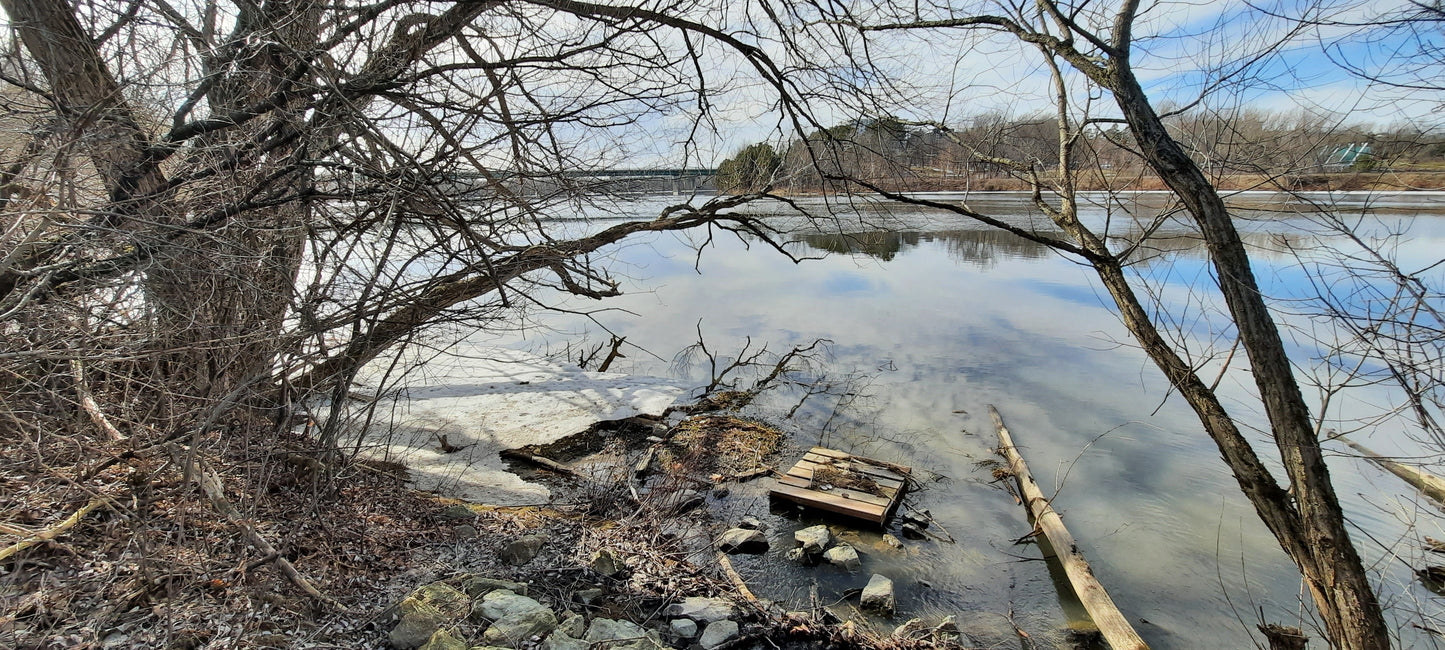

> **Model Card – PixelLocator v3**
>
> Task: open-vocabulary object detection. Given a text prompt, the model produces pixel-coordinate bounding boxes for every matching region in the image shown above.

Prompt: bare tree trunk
[1108,69,1389,649]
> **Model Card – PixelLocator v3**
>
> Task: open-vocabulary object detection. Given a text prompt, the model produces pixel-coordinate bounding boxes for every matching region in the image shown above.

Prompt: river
[481,190,1445,648]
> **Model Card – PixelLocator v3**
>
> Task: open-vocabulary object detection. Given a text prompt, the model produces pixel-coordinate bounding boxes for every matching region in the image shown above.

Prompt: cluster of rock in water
[712,511,940,619]
[387,576,746,650]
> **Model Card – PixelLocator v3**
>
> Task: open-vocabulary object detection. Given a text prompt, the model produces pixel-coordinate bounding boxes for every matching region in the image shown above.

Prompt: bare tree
[745,1,1426,647]
[0,0,805,435]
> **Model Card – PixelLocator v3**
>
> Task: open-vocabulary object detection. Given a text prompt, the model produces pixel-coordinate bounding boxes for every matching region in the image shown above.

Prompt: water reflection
[480,192,1444,649]
[794,229,1053,267]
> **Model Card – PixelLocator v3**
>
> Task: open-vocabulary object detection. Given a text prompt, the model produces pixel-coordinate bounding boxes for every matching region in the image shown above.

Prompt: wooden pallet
[769,447,910,525]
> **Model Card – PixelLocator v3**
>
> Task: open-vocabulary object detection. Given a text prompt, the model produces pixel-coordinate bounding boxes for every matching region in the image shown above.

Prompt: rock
[474,589,550,622]
[931,616,960,642]
[663,596,737,623]
[499,534,549,565]
[794,525,833,554]
[439,504,476,520]
[716,528,768,554]
[668,618,699,640]
[900,523,927,540]
[662,489,705,514]
[822,544,862,571]
[390,600,448,649]
[454,524,480,539]
[586,618,664,650]
[737,516,765,531]
[573,588,605,606]
[482,608,559,647]
[591,548,625,577]
[881,534,903,549]
[901,509,931,528]
[557,610,586,638]
[420,629,468,650]
[461,576,529,598]
[892,618,929,639]
[543,632,588,650]
[860,574,895,617]
[408,583,472,619]
[785,548,817,565]
[698,620,740,650]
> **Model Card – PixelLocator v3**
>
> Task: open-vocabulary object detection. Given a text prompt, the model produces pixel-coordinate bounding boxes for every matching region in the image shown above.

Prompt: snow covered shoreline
[350,348,687,505]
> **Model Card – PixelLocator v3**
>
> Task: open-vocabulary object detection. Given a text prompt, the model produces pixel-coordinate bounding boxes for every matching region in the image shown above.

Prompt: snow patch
[351,348,685,505]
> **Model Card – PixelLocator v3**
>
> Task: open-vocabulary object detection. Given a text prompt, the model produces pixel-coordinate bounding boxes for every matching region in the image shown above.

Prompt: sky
[669,0,1444,165]
[2,0,1436,169]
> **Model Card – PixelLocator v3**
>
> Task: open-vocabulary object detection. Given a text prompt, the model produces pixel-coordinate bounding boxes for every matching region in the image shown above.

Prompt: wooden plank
[804,450,908,483]
[784,465,901,498]
[991,406,1148,650]
[773,475,893,507]
[769,482,887,523]
[801,457,906,486]
[810,447,913,478]
[788,461,904,489]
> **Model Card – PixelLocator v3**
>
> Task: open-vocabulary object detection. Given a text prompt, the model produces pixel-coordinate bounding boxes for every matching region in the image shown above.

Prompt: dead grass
[811,465,886,497]
[666,415,785,477]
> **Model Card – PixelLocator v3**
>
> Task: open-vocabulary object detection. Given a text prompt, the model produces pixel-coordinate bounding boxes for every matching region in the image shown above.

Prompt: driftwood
[990,405,1148,650]
[715,552,762,608]
[1336,435,1445,507]
[71,360,125,442]
[0,497,106,562]
[167,444,341,609]
[500,449,586,479]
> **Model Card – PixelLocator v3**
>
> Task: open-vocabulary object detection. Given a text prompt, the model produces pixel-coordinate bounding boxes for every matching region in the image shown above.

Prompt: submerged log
[1336,435,1445,507]
[989,405,1148,650]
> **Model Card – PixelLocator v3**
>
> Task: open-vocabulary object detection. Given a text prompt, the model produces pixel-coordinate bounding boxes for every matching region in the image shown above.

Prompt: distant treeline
[718,110,1445,193]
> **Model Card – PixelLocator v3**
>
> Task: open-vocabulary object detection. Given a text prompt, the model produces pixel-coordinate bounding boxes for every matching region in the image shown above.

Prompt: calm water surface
[493,191,1445,648]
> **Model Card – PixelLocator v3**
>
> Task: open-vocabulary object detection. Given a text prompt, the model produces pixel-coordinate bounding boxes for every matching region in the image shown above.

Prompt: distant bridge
[451,168,716,180]
[446,168,719,195]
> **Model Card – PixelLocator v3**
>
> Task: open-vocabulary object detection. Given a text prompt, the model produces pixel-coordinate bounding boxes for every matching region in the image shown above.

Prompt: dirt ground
[1,410,946,650]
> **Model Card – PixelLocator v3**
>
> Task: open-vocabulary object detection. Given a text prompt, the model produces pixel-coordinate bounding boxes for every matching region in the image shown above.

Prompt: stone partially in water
[901,509,931,528]
[892,618,929,639]
[900,523,927,540]
[793,525,833,554]
[861,574,895,617]
[822,544,862,571]
[499,534,549,565]
[716,528,768,554]
[785,547,817,565]
[737,516,766,531]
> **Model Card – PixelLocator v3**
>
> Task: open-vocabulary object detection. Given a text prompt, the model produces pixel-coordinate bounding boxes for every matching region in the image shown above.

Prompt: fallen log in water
[989,405,1148,650]
[1336,435,1445,507]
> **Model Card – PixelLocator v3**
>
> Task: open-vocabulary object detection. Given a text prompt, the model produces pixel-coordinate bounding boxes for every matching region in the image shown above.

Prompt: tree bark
[1104,52,1389,650]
